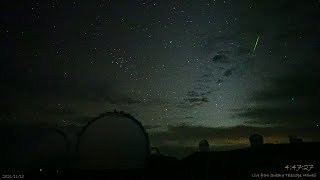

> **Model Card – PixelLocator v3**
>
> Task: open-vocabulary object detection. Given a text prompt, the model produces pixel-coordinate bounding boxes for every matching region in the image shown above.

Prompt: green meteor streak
[253,36,260,54]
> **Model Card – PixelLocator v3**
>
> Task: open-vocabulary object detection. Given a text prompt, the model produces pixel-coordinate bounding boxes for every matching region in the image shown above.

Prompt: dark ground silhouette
[146,142,320,178]
[0,111,319,179]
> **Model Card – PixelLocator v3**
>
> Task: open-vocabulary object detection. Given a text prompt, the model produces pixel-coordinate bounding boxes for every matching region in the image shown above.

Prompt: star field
[1,0,319,148]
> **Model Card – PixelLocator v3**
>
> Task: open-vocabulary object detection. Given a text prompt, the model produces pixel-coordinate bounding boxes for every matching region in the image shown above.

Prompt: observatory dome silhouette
[77,111,150,169]
[289,135,303,144]
[249,134,264,148]
[4,127,69,168]
[199,139,209,152]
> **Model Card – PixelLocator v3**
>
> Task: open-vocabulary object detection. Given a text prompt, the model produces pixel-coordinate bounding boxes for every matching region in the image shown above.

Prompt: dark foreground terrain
[149,142,320,179]
[2,142,319,179]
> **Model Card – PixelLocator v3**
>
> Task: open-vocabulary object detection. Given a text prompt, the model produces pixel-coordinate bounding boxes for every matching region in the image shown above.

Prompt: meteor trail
[253,36,260,54]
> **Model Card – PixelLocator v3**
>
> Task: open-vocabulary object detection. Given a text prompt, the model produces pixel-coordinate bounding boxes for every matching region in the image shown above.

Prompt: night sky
[1,0,320,152]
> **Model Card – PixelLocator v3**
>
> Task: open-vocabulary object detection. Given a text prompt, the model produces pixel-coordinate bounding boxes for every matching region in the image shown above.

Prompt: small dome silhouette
[3,127,69,168]
[289,135,303,144]
[199,139,209,152]
[150,147,160,155]
[249,134,264,148]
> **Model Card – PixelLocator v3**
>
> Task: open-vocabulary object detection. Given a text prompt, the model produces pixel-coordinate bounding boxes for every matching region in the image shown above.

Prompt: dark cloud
[212,54,229,64]
[234,107,317,126]
[185,97,209,104]
[234,62,320,127]
[200,74,211,79]
[186,90,200,97]
[150,124,320,143]
[178,96,209,108]
[184,116,193,119]
[223,69,233,77]
[182,89,211,108]
[199,91,212,96]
